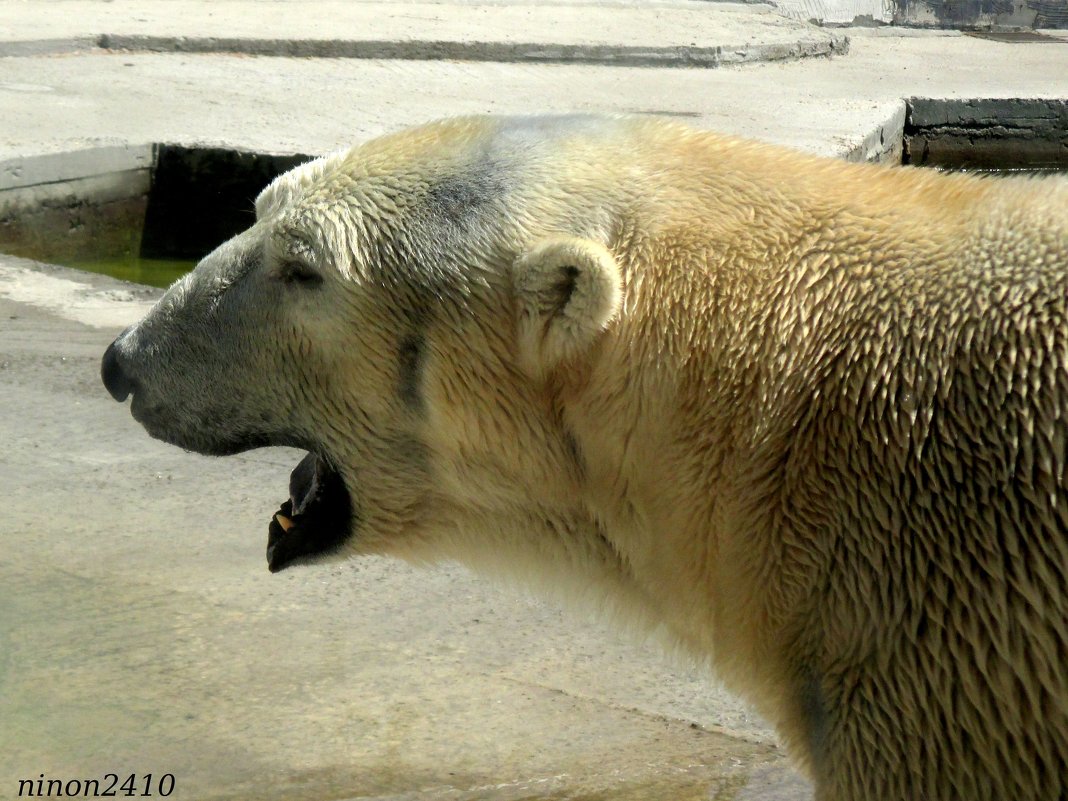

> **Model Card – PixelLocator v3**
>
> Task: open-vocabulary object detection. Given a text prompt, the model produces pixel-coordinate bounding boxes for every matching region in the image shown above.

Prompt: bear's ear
[513,237,622,377]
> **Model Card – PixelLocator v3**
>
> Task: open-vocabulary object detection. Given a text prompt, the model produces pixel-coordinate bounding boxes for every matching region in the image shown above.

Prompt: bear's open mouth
[266,452,353,572]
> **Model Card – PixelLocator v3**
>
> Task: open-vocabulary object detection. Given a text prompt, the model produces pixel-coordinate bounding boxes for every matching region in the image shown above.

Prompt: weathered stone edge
[0,32,849,67]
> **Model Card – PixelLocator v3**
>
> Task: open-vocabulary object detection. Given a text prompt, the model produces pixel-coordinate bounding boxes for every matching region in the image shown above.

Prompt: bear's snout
[101,337,138,403]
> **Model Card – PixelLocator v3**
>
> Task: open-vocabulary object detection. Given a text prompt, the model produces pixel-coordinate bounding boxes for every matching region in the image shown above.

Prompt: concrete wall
[0,146,152,264]
[904,97,1068,168]
[759,0,1068,26]
[890,0,1068,28]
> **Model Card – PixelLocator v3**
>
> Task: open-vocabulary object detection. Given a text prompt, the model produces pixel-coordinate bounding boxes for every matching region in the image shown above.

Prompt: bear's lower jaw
[266,451,354,572]
[131,395,283,457]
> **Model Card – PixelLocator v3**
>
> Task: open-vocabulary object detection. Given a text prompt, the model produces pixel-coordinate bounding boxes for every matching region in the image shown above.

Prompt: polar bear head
[101,116,636,573]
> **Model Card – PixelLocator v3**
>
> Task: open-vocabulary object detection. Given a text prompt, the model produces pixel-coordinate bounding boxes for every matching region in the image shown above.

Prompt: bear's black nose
[101,339,137,402]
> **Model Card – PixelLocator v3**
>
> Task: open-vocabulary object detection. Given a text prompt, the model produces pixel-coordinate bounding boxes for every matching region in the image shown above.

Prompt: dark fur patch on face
[426,165,504,227]
[398,334,426,412]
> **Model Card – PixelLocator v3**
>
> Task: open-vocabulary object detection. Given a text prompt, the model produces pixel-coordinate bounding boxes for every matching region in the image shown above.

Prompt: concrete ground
[1,257,795,801]
[1,3,1066,800]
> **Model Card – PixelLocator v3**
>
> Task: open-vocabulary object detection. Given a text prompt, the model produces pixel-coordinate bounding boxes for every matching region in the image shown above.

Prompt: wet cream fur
[253,116,1068,801]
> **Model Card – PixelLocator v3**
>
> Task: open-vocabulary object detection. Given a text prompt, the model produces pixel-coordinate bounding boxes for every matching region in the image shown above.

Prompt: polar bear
[101,115,1068,801]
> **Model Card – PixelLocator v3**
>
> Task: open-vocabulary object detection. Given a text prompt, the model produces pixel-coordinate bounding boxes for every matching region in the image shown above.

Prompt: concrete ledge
[842,102,908,163]
[0,147,155,264]
[0,173,149,264]
[0,0,848,68]
[0,36,97,56]
[0,169,150,214]
[908,96,1068,127]
[904,97,1068,167]
[94,33,849,67]
[0,145,154,191]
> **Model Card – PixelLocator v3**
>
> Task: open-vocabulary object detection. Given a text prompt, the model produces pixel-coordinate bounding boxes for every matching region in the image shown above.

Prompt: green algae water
[63,255,198,289]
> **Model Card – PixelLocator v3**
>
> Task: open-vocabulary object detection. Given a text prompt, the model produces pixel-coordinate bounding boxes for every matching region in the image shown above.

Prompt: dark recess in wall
[903,98,1068,169]
[141,146,312,260]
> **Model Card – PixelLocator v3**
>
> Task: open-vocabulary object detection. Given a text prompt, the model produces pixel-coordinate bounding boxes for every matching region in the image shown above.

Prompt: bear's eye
[277,259,323,288]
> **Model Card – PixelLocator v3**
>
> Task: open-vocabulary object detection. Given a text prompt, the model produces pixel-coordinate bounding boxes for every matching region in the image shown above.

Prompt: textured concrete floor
[0,257,802,799]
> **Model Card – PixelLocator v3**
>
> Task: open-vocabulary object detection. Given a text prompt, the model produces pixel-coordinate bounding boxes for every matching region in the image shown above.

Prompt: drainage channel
[0,144,311,288]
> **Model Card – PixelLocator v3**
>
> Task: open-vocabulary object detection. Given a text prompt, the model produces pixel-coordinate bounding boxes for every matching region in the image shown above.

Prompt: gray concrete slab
[0,0,847,67]
[1,3,1067,800]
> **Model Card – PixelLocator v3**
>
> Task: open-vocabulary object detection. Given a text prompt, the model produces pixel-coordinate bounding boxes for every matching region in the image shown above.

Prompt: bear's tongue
[266,452,353,572]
